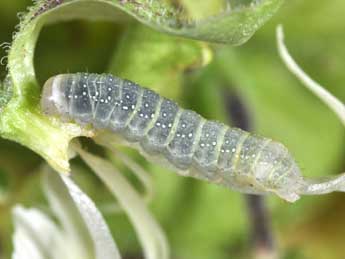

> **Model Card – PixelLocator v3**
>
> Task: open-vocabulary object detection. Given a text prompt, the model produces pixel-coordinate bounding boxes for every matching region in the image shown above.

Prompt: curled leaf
[26,0,284,44]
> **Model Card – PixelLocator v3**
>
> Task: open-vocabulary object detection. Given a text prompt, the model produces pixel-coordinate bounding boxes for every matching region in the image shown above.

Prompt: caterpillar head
[41,75,70,119]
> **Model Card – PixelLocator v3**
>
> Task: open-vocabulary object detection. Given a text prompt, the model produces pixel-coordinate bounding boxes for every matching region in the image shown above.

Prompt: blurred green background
[0,0,344,258]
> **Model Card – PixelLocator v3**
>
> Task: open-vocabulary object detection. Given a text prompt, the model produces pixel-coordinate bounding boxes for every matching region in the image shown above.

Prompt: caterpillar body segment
[142,98,179,154]
[167,109,203,170]
[41,73,304,202]
[127,88,161,141]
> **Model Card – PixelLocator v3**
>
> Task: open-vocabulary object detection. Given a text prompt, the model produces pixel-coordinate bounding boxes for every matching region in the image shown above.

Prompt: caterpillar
[41,73,345,202]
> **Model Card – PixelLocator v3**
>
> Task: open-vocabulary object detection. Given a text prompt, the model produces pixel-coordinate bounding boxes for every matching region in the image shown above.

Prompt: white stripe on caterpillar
[41,73,345,202]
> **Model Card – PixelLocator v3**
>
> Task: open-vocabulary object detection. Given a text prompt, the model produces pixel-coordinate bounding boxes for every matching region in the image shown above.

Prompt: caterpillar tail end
[275,191,300,203]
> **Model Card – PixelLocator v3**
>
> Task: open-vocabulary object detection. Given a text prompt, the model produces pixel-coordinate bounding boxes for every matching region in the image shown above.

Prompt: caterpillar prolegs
[41,73,345,202]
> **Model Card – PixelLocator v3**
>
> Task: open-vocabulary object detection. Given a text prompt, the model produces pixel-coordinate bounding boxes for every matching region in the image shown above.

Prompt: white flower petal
[108,148,154,204]
[76,147,169,259]
[12,206,62,259]
[95,135,154,207]
[12,167,121,259]
[43,169,94,259]
[277,25,345,127]
[61,174,122,259]
[44,169,122,259]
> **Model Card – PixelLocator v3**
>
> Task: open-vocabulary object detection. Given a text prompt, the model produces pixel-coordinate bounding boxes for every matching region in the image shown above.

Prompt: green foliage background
[0,0,344,258]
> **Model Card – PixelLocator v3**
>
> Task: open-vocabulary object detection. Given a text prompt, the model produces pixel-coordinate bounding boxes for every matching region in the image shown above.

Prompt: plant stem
[223,89,277,259]
[246,195,276,259]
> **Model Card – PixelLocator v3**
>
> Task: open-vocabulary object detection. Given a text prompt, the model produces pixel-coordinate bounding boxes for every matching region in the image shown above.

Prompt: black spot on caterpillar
[41,73,345,202]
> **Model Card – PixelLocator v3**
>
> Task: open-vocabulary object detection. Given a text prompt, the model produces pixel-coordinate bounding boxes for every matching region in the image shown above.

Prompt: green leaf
[108,24,212,99]
[36,0,283,45]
